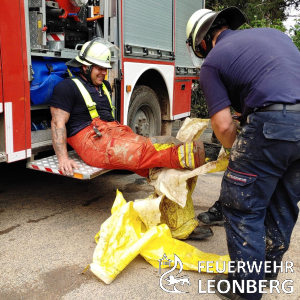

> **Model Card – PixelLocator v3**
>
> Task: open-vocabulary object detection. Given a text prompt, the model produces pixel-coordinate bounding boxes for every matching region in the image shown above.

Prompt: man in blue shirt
[187,7,300,300]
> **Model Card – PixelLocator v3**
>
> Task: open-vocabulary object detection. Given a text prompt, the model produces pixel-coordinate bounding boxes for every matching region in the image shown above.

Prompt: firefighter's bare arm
[51,107,79,175]
[211,106,237,149]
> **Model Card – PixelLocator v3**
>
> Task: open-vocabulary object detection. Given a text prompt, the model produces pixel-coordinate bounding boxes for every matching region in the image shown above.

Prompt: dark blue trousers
[220,110,300,300]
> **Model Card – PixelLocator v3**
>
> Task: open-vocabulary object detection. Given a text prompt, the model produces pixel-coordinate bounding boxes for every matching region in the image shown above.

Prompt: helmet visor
[186,43,203,68]
[65,58,84,67]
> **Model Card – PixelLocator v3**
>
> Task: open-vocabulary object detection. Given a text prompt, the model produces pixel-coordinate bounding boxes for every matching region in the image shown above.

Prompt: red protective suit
[67,118,205,177]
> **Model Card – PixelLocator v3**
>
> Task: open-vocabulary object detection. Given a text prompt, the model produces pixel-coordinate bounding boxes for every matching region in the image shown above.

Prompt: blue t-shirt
[200,28,300,118]
[50,75,114,137]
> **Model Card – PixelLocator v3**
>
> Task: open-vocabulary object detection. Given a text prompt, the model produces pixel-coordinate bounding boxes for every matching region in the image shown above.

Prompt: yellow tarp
[89,190,230,284]
[148,148,229,208]
[88,118,231,284]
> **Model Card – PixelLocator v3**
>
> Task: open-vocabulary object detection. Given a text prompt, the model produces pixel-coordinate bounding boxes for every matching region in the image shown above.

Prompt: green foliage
[250,17,286,31]
[289,19,300,50]
[205,0,300,30]
[191,82,209,118]
[191,1,299,118]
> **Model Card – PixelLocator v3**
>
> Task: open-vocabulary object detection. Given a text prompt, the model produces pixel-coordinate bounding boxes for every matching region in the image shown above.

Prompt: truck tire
[127,86,162,137]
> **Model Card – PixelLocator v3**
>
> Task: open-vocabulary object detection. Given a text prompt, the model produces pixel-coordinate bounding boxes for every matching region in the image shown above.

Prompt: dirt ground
[0,124,299,299]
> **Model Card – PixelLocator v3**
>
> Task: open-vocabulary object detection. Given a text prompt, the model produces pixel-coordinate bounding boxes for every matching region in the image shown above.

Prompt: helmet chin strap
[80,65,93,84]
[202,34,214,57]
[196,34,213,58]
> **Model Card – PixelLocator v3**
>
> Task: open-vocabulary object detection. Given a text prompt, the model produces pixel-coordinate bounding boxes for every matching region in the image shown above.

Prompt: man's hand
[58,157,79,176]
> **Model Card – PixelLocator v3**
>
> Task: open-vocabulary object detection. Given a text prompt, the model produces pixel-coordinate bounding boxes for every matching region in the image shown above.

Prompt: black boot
[197,200,224,226]
[187,226,213,240]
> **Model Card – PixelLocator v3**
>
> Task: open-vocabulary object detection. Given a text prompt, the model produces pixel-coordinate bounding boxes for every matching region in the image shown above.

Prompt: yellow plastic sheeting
[90,191,230,284]
[149,149,229,208]
[91,199,142,284]
[160,177,198,239]
[110,189,196,239]
[140,224,230,272]
[176,117,210,142]
[89,118,230,284]
[111,189,127,214]
[207,148,230,174]
[169,218,199,240]
[133,193,164,230]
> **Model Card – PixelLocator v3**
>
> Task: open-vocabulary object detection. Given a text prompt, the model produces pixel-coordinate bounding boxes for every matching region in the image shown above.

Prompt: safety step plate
[26,150,110,180]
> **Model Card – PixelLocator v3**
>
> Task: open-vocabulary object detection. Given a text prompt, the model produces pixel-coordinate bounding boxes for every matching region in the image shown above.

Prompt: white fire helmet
[66,37,117,69]
[186,7,247,66]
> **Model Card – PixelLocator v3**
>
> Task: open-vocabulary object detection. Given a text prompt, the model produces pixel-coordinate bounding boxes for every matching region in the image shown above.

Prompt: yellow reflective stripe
[102,83,115,118]
[191,142,195,169]
[72,78,99,119]
[178,145,186,168]
[185,143,190,168]
[153,143,174,151]
[89,108,99,119]
[185,143,194,169]
[67,68,73,77]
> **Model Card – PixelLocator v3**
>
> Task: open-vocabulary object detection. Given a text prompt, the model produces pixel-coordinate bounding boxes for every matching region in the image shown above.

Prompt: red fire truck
[0,0,204,179]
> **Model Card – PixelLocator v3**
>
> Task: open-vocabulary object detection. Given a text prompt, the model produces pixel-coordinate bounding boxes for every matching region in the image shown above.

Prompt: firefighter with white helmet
[186,7,246,61]
[49,37,212,240]
[186,8,246,230]
[66,38,113,82]
[68,38,112,68]
[186,6,300,300]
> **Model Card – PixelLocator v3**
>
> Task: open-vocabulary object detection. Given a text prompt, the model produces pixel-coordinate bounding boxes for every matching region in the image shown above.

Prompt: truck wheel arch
[127,68,172,136]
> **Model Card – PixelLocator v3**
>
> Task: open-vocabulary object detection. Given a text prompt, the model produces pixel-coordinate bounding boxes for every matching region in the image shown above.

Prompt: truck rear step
[26,150,110,180]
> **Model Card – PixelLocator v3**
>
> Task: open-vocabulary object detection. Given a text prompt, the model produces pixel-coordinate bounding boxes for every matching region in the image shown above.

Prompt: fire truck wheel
[127,86,162,137]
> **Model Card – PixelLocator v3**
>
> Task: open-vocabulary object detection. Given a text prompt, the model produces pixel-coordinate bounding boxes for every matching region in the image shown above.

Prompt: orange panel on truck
[173,79,193,116]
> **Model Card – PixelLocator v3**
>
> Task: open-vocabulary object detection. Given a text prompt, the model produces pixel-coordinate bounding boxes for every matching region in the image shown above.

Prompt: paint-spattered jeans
[220,111,300,300]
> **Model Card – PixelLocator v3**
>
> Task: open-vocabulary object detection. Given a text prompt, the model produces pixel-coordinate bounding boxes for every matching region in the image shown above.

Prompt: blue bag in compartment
[30,57,71,105]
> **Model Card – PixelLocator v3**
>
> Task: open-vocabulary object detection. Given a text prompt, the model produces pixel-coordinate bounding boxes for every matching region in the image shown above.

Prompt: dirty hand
[58,158,79,176]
